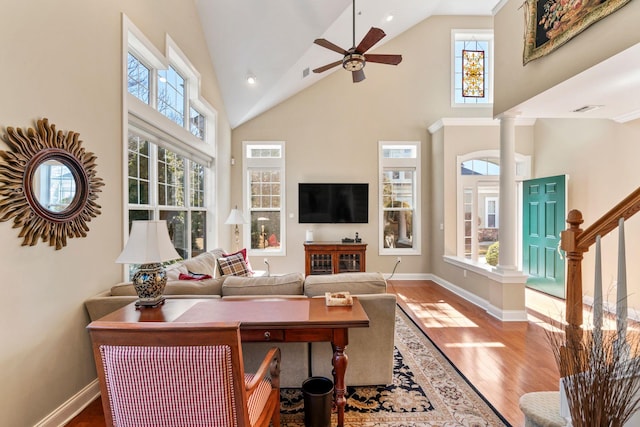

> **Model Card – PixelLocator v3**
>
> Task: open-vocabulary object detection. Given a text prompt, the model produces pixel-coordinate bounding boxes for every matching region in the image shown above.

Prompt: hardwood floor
[388,280,561,427]
[66,280,564,427]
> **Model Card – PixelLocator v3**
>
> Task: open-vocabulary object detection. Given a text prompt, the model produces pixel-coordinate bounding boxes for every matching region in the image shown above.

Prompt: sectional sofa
[84,249,397,388]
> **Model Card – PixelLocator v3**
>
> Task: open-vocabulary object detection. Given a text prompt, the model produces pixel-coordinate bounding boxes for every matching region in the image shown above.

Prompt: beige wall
[0,1,230,425]
[533,118,640,311]
[492,0,640,315]
[429,122,534,306]
[494,0,640,116]
[233,15,493,276]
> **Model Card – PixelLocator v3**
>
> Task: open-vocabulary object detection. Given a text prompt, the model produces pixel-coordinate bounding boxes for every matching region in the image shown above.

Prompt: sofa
[85,248,397,388]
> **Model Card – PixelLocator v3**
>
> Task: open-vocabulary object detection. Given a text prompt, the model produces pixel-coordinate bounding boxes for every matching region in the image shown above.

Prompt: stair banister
[560,186,640,355]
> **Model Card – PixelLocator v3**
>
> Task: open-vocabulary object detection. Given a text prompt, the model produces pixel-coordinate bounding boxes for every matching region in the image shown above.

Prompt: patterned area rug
[280,307,509,426]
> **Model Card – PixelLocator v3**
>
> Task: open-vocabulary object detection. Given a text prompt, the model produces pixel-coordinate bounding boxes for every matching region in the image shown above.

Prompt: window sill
[443,255,529,283]
[443,254,493,275]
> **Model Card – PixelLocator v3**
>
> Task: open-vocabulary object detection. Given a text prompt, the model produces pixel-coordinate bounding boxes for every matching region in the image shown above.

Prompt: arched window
[457,151,530,264]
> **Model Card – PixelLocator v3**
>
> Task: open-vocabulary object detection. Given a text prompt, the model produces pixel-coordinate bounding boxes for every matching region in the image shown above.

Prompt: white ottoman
[519,391,567,427]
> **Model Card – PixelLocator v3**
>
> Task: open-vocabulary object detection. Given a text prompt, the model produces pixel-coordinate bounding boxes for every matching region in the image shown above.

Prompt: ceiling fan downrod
[352,0,356,49]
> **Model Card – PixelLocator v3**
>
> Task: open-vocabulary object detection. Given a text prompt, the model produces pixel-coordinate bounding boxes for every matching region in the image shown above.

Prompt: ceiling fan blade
[313,60,343,74]
[364,54,403,66]
[352,69,365,83]
[355,27,386,54]
[314,38,349,55]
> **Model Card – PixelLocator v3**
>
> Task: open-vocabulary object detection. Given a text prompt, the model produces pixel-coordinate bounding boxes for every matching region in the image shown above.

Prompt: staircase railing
[560,186,640,354]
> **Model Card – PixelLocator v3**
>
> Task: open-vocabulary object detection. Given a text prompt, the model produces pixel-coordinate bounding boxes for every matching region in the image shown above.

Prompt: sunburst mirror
[0,118,104,249]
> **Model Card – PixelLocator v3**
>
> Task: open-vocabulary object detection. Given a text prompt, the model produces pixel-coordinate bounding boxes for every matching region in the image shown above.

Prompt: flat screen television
[298,183,368,223]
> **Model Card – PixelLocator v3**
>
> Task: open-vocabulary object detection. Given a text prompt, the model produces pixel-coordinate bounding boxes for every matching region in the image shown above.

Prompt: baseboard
[429,274,491,311]
[34,379,100,427]
[486,303,528,322]
[582,295,640,323]
[383,272,432,280]
[429,274,527,322]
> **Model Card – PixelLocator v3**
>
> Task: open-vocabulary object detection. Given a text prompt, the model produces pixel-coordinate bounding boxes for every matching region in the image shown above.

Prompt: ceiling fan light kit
[312,0,402,83]
[343,52,365,71]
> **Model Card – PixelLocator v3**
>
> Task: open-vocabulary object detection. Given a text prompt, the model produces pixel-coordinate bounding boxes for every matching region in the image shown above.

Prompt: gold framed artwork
[523,0,633,65]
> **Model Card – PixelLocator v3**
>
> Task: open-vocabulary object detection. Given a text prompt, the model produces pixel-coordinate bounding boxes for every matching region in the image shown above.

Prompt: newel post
[560,209,586,354]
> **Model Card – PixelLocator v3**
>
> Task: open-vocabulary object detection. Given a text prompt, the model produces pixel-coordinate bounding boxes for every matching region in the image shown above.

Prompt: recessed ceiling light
[247,75,257,85]
[386,14,394,22]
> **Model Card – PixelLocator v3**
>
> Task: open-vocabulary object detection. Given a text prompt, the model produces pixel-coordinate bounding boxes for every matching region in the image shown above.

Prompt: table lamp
[225,205,247,250]
[116,220,181,307]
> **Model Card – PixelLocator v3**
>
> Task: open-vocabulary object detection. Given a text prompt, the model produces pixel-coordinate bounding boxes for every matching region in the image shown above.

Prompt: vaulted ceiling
[194,1,640,128]
[195,0,500,128]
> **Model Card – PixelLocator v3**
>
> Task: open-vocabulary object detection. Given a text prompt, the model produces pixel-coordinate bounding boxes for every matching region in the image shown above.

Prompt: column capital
[496,111,521,120]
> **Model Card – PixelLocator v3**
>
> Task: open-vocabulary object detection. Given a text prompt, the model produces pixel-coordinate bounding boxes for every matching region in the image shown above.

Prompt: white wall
[0,1,230,425]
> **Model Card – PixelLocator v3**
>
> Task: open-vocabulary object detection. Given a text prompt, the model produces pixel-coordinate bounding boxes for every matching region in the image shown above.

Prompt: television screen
[298,183,368,223]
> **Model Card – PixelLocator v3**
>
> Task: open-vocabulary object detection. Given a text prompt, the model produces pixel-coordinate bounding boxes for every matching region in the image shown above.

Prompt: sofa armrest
[311,293,397,386]
[84,291,137,321]
[84,292,222,321]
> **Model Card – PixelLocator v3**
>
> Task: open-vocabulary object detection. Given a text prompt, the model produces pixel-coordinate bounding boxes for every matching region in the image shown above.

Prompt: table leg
[332,330,349,427]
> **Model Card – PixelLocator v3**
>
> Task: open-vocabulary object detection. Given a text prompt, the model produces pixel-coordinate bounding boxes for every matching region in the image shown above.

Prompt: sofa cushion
[165,262,188,280]
[222,272,304,296]
[217,253,251,277]
[110,277,225,296]
[304,272,387,297]
[182,251,219,278]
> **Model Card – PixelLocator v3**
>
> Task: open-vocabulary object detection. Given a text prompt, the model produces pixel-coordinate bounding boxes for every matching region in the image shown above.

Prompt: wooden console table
[89,298,370,427]
[304,241,367,276]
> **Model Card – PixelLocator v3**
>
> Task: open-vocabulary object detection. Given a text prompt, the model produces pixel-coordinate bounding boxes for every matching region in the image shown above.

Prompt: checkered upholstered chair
[88,321,281,427]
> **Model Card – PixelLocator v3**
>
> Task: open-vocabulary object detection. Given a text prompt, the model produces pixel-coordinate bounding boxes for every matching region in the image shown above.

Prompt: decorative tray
[325,291,353,306]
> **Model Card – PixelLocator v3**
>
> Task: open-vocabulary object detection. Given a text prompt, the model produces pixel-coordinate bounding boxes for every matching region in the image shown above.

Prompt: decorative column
[497,114,518,272]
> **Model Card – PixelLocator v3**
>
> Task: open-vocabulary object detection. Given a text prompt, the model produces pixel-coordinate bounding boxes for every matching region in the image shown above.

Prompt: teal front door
[523,175,566,299]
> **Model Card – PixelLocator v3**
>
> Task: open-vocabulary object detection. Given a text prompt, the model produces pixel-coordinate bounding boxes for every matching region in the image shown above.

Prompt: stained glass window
[452,31,493,105]
[462,50,484,98]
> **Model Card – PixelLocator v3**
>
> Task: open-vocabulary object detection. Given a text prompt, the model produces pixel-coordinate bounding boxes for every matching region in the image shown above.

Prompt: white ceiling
[194,0,640,128]
[195,0,500,128]
[511,41,640,123]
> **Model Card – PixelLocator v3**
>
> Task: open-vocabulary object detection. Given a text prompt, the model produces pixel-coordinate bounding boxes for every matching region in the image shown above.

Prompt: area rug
[280,306,509,426]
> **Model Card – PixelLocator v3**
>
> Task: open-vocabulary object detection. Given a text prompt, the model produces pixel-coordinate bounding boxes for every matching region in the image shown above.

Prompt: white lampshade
[225,207,247,225]
[116,220,181,264]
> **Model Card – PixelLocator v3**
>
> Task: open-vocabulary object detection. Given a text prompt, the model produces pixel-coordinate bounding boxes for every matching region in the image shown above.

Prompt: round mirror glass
[32,160,77,213]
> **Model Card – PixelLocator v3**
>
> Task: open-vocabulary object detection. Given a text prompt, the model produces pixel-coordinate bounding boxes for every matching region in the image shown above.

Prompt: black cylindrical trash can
[302,376,333,427]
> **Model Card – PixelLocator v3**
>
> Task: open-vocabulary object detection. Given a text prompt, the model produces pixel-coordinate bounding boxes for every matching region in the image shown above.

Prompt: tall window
[379,142,421,255]
[452,30,493,106]
[243,142,285,255]
[158,66,185,126]
[124,16,216,277]
[457,151,529,264]
[127,133,207,260]
[190,107,205,140]
[127,53,150,104]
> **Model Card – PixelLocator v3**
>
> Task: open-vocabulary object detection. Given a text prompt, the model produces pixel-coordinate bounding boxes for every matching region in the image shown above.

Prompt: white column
[497,114,518,272]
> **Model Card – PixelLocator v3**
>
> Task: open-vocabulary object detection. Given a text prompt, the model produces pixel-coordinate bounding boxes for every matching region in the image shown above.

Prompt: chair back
[88,321,252,427]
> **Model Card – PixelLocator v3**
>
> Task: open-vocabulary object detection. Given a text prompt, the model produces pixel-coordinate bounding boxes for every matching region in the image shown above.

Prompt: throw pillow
[178,272,213,281]
[217,253,251,277]
[219,248,253,275]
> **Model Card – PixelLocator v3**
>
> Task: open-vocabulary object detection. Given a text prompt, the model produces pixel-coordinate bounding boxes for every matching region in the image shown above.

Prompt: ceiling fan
[312,0,402,83]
